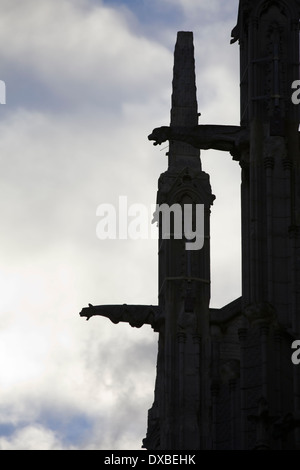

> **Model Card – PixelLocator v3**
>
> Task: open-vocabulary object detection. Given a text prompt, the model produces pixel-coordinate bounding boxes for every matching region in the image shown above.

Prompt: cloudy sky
[0,0,242,450]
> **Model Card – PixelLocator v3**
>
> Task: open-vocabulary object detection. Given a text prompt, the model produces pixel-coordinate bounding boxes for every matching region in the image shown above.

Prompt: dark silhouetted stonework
[80,1,300,450]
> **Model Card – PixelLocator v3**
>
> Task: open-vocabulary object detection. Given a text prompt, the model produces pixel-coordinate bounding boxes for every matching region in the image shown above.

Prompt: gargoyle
[148,125,249,159]
[79,303,163,331]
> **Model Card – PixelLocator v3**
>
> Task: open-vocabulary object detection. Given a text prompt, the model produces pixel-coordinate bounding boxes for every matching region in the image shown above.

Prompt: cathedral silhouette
[80,1,300,450]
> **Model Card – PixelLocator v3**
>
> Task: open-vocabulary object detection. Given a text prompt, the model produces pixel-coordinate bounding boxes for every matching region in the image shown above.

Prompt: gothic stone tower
[146,0,300,450]
[80,32,215,450]
[228,0,300,450]
[80,0,300,450]
[143,32,215,450]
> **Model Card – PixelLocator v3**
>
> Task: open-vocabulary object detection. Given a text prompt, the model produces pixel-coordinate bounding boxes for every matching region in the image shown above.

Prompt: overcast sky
[0,0,241,450]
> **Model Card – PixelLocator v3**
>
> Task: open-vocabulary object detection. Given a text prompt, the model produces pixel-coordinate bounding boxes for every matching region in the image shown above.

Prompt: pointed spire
[168,31,201,170]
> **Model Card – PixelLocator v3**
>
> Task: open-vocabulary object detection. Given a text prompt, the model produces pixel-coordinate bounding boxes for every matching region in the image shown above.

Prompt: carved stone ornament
[243,301,277,325]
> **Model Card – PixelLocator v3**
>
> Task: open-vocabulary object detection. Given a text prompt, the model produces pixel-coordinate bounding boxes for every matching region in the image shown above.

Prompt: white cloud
[0,0,172,109]
[162,0,239,21]
[0,424,69,450]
